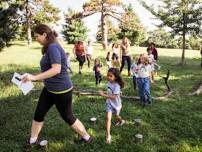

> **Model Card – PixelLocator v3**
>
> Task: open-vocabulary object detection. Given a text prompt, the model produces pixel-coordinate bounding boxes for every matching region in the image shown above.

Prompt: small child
[148,49,155,82]
[106,51,112,68]
[93,58,102,85]
[137,54,152,106]
[99,68,125,144]
[131,58,138,90]
[66,52,73,74]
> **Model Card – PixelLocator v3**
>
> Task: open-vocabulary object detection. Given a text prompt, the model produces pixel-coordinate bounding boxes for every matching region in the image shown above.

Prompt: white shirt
[86,45,93,55]
[113,48,119,55]
[106,82,122,110]
[148,54,155,63]
[137,64,152,78]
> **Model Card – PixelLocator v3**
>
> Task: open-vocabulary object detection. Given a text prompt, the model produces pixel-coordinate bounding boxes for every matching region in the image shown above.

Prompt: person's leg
[133,76,137,90]
[98,74,102,84]
[127,56,132,76]
[87,55,91,68]
[120,56,126,73]
[137,78,145,104]
[30,88,54,143]
[95,74,99,85]
[106,112,112,144]
[144,78,152,105]
[55,90,91,141]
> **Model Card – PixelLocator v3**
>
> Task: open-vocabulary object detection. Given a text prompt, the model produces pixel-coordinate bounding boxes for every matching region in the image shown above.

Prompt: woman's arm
[22,64,61,82]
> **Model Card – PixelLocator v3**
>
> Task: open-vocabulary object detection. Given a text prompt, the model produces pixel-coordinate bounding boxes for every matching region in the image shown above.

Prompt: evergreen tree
[62,16,88,44]
[0,1,23,51]
[118,4,146,46]
[67,0,123,50]
[138,0,202,65]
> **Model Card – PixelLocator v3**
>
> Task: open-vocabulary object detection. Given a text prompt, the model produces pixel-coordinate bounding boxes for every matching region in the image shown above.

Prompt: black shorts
[34,88,76,125]
[76,55,85,66]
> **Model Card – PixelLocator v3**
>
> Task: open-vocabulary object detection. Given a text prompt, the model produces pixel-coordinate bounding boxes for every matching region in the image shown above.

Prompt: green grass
[1,41,202,152]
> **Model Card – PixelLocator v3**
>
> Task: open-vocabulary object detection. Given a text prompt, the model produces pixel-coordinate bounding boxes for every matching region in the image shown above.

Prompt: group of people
[21,24,160,148]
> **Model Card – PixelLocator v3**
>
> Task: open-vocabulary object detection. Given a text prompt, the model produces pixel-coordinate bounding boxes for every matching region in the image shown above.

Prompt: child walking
[137,54,152,106]
[93,58,102,85]
[99,68,125,144]
[66,52,73,74]
[131,57,138,90]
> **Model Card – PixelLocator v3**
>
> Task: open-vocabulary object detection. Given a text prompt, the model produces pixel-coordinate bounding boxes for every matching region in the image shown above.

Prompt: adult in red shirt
[73,40,86,74]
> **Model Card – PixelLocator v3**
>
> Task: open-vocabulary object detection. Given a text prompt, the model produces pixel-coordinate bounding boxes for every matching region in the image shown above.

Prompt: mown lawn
[0,41,202,152]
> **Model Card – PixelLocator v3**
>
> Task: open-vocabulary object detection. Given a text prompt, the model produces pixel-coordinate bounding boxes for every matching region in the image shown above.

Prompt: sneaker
[115,121,121,126]
[119,120,125,126]
[75,137,93,144]
[24,138,40,151]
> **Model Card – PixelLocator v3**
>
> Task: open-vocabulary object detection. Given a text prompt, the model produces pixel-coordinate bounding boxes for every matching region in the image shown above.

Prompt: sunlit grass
[0,41,202,152]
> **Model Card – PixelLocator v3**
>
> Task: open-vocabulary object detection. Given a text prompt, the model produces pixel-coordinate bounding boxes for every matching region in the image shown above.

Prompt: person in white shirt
[86,41,93,68]
[131,58,139,90]
[137,54,152,106]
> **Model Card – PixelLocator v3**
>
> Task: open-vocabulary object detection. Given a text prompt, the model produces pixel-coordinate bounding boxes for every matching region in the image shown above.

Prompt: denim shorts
[106,102,120,115]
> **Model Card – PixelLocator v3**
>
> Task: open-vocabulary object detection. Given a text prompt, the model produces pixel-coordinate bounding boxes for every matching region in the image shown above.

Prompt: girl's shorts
[106,102,121,115]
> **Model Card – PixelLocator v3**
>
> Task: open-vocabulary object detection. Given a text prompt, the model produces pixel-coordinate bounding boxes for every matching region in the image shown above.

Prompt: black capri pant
[34,88,76,126]
[76,55,85,66]
[120,55,131,72]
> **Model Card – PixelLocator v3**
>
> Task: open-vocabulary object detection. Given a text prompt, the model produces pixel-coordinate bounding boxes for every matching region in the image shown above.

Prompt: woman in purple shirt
[22,24,92,148]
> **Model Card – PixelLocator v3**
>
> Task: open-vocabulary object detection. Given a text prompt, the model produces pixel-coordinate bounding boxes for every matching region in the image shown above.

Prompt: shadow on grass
[1,55,202,152]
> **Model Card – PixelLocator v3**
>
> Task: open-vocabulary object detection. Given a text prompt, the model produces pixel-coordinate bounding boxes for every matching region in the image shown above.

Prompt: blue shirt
[40,43,73,92]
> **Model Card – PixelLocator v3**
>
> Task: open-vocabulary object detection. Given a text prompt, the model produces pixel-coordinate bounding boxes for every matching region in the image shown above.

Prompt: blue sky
[49,0,160,39]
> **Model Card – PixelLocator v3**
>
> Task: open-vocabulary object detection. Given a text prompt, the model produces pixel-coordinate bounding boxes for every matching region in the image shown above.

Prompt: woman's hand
[21,73,37,83]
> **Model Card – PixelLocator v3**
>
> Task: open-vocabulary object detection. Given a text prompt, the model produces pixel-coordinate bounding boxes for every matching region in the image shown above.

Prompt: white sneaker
[119,120,125,126]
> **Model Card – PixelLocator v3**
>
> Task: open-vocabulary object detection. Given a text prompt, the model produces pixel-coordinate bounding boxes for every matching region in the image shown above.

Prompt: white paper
[11,72,34,95]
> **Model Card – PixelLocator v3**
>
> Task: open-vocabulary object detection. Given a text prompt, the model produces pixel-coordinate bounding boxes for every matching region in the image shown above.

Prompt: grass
[0,41,202,152]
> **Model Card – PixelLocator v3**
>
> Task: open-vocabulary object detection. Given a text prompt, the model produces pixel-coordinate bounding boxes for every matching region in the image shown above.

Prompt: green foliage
[189,36,201,50]
[96,18,121,43]
[62,19,88,44]
[0,1,23,51]
[146,29,178,48]
[118,4,146,46]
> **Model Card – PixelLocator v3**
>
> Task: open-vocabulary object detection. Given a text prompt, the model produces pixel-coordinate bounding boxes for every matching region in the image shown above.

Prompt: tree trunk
[179,12,186,65]
[26,0,32,46]
[101,12,108,50]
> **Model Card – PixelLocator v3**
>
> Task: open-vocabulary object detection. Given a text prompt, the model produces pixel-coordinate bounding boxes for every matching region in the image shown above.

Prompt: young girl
[99,68,125,144]
[66,52,73,74]
[106,51,112,68]
[93,58,102,85]
[137,54,152,106]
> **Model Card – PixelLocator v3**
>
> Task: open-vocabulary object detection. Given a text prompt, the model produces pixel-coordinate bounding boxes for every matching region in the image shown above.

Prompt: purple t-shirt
[40,43,72,92]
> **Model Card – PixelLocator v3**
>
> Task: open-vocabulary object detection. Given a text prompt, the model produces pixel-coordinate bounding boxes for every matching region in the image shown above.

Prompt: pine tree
[0,1,23,51]
[138,0,202,65]
[62,12,88,44]
[118,4,146,46]
[67,0,123,50]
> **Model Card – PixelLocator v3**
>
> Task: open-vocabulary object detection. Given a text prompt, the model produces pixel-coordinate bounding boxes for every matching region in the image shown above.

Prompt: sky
[49,0,161,39]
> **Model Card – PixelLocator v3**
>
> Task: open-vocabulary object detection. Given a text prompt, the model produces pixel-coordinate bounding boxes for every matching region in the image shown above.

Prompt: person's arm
[22,64,61,82]
[99,90,117,100]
